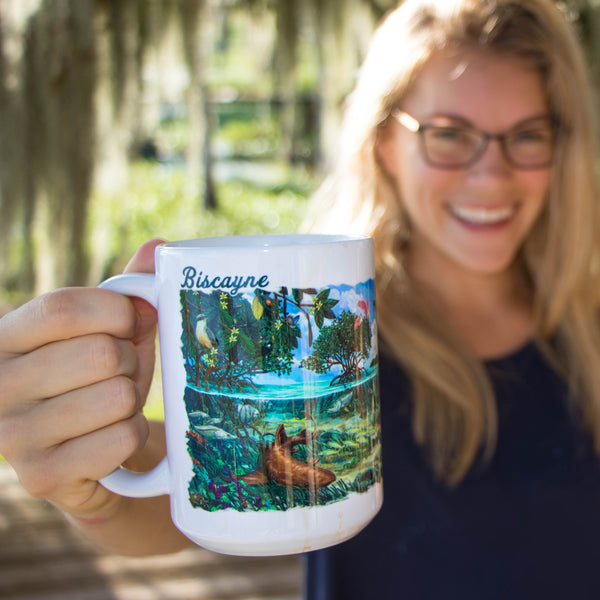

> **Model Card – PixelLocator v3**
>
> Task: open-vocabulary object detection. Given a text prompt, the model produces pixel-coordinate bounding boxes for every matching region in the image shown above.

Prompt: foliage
[181,290,262,393]
[215,116,280,159]
[213,99,317,162]
[179,285,338,392]
[301,310,373,386]
[88,160,316,279]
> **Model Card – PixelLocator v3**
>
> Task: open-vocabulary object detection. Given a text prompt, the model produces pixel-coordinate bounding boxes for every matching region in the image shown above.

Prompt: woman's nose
[469,138,513,180]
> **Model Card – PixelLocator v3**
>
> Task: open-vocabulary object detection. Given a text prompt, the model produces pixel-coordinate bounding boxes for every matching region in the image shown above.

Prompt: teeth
[450,205,515,225]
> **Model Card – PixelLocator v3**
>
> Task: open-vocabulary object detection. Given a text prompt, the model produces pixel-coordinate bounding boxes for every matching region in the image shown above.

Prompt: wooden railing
[0,463,302,600]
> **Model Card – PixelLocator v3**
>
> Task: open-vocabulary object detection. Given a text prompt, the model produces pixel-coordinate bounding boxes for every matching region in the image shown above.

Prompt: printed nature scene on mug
[180,279,381,512]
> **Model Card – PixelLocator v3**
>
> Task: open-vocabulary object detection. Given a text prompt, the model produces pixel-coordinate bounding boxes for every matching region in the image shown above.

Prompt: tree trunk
[179,0,216,209]
[24,0,96,293]
[87,0,144,284]
[312,0,369,172]
[0,2,39,294]
[273,0,299,163]
[570,0,600,95]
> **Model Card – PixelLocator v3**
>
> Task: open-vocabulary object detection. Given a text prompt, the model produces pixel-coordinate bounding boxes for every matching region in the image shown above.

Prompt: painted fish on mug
[193,424,237,440]
[236,424,336,490]
[326,391,354,414]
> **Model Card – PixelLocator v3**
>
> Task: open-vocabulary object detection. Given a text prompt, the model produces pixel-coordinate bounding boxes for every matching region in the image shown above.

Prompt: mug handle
[97,273,170,498]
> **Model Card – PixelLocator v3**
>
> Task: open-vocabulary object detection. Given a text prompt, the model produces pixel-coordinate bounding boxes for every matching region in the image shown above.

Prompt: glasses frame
[391,109,557,170]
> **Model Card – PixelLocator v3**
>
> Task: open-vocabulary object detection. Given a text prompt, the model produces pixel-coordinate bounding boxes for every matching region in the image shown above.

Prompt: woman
[304,0,600,597]
[1,0,600,597]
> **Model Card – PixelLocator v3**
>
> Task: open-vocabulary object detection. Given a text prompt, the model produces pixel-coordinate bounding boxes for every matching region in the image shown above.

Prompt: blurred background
[0,0,599,308]
[0,2,599,597]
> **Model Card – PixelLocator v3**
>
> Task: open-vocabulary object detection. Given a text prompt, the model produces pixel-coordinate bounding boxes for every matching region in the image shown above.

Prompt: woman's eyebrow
[423,112,553,129]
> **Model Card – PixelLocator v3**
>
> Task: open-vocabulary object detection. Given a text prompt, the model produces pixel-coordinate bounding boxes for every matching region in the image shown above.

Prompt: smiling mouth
[448,204,517,226]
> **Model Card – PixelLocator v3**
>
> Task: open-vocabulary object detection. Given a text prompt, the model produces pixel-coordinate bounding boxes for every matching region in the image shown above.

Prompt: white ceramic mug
[99,234,382,556]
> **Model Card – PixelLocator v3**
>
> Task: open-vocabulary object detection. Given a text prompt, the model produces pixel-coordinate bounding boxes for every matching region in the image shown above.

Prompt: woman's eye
[431,127,464,141]
[513,129,552,144]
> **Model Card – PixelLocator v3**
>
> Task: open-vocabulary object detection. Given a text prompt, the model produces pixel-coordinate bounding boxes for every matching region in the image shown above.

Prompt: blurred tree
[311,0,391,171]
[0,0,598,296]
[25,0,96,293]
[0,0,216,293]
[566,0,600,91]
[89,0,143,286]
[179,0,216,209]
[273,0,299,163]
[0,2,35,292]
[313,0,364,172]
[94,0,141,201]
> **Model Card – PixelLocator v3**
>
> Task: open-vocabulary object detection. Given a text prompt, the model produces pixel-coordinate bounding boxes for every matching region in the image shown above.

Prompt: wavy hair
[307,0,600,484]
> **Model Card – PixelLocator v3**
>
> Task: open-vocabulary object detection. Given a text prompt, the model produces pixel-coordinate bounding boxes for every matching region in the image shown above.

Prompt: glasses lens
[422,126,484,168]
[505,127,554,168]
[419,121,555,169]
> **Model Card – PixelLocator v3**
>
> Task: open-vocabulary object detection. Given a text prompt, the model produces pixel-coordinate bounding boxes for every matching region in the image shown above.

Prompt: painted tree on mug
[301,310,372,386]
[179,285,341,391]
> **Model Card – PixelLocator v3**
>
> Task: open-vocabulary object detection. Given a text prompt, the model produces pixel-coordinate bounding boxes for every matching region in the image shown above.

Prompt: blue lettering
[180,267,270,294]
[181,266,196,289]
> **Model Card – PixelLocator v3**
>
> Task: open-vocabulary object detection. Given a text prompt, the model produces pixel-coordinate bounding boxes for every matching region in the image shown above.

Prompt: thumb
[124,238,167,275]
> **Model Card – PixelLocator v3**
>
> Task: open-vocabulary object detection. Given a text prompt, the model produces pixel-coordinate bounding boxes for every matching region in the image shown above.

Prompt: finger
[17,413,150,504]
[28,376,142,448]
[57,413,150,484]
[124,238,165,274]
[0,287,139,356]
[0,376,141,463]
[4,334,138,405]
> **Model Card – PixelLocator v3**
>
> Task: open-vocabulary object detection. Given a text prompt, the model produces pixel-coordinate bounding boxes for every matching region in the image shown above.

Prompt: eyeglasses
[391,110,556,170]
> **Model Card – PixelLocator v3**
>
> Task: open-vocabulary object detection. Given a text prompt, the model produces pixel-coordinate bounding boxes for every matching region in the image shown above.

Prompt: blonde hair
[308,0,600,484]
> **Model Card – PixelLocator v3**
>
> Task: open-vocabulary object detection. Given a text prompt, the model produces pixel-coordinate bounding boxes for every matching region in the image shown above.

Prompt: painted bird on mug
[196,314,217,350]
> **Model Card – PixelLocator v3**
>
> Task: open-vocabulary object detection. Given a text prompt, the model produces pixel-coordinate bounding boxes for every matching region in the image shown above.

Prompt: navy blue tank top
[304,343,600,599]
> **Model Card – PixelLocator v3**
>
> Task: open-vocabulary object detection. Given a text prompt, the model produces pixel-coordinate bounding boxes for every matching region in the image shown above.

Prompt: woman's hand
[0,239,163,523]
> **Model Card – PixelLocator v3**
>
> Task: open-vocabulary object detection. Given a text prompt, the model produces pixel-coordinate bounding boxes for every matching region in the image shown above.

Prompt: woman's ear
[374,123,399,179]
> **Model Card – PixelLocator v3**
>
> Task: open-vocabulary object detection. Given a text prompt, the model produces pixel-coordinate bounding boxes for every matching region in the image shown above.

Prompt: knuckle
[107,376,139,420]
[37,289,78,330]
[98,289,140,339]
[113,415,147,459]
[89,335,125,378]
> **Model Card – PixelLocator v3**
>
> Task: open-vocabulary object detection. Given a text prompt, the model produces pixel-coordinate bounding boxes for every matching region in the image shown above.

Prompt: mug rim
[159,233,371,250]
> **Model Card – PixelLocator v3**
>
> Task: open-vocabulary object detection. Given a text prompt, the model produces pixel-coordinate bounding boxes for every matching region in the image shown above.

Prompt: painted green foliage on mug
[179,285,366,392]
[179,282,381,513]
[301,310,372,386]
